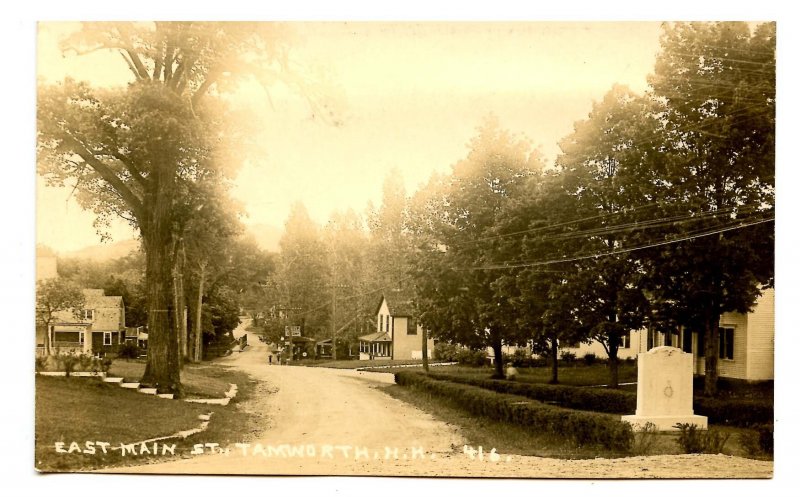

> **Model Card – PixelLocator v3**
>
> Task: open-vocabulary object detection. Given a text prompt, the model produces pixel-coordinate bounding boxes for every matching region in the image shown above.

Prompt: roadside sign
[285,326,301,337]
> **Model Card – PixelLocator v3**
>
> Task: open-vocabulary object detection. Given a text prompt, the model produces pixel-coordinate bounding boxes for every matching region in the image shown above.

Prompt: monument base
[621,414,708,431]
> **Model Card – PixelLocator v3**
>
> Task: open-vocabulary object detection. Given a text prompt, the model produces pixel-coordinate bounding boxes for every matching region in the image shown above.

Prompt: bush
[631,422,659,456]
[35,356,47,374]
[559,350,577,364]
[583,352,598,366]
[739,424,774,457]
[395,371,633,452]
[694,397,773,427]
[427,371,637,414]
[117,342,143,360]
[456,348,487,367]
[434,342,459,362]
[674,423,730,454]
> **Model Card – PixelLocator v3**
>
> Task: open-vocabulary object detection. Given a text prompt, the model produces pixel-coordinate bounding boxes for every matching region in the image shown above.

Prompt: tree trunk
[171,239,186,368]
[490,332,504,379]
[421,326,429,372]
[140,224,183,396]
[140,168,183,397]
[549,334,559,384]
[608,333,620,389]
[193,263,206,363]
[703,313,720,397]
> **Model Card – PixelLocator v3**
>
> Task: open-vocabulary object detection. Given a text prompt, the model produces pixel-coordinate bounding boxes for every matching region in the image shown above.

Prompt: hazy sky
[36,21,665,252]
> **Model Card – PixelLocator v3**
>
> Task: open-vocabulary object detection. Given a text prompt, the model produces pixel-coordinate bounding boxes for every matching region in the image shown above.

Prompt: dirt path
[112,321,772,478]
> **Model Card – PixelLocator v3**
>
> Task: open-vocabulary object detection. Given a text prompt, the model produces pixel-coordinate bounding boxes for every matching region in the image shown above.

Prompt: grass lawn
[429,362,639,386]
[36,364,265,472]
[109,359,233,398]
[300,358,453,369]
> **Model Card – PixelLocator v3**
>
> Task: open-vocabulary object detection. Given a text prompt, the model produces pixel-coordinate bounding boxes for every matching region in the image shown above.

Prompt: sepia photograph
[18,4,790,490]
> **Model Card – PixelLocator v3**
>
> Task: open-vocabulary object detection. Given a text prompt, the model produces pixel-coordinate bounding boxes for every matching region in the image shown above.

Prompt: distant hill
[246,223,283,253]
[62,239,141,261]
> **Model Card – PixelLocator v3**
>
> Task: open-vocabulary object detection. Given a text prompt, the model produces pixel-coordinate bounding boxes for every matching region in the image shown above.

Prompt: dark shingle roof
[358,332,392,343]
[377,289,416,317]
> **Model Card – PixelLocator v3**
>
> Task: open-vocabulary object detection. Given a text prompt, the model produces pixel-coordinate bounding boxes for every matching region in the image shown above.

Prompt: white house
[358,291,435,361]
[559,288,775,381]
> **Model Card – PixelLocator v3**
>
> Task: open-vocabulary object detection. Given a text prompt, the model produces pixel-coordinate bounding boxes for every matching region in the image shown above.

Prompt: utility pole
[331,274,337,361]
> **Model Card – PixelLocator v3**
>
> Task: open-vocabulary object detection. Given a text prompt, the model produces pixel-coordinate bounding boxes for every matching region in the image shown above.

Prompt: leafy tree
[646,22,775,396]
[553,85,662,387]
[324,209,370,359]
[409,118,544,378]
[36,278,86,355]
[493,175,590,384]
[37,22,339,395]
[276,202,331,339]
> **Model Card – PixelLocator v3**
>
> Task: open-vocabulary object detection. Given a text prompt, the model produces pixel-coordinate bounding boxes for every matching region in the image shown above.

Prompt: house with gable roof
[37,288,127,356]
[358,290,435,360]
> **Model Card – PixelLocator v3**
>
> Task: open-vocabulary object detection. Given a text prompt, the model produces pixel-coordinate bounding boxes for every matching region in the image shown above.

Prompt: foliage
[36,278,86,355]
[35,356,47,374]
[409,118,545,378]
[693,397,773,427]
[559,350,577,364]
[644,22,775,396]
[631,422,659,456]
[738,424,774,457]
[674,423,731,454]
[426,371,636,414]
[37,22,341,395]
[395,371,633,452]
[583,352,598,366]
[116,342,143,360]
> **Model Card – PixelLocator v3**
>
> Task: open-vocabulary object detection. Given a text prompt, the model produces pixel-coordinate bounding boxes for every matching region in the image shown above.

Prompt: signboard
[285,326,301,337]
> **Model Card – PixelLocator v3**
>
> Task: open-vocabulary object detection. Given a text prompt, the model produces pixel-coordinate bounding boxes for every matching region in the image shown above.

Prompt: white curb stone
[120,382,140,389]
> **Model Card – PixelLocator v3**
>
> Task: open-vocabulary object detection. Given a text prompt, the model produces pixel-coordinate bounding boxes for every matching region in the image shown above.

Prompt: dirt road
[113,321,773,478]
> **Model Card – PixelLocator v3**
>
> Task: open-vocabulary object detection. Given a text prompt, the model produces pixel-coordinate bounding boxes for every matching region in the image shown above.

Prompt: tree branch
[119,51,144,80]
[60,133,146,223]
[110,150,148,186]
[191,66,221,107]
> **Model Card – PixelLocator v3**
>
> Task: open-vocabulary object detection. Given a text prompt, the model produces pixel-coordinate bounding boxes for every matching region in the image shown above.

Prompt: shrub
[694,397,773,427]
[455,348,487,367]
[117,342,143,360]
[559,350,577,364]
[59,353,79,377]
[395,371,633,452]
[35,356,47,374]
[631,422,659,456]
[740,424,774,457]
[674,423,730,454]
[434,342,460,362]
[427,371,637,414]
[583,352,598,366]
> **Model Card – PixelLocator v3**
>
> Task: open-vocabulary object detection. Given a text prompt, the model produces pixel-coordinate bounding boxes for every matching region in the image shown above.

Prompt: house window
[82,309,94,321]
[103,332,112,346]
[79,331,85,345]
[380,315,384,332]
[407,320,417,335]
[620,334,630,349]
[719,327,735,360]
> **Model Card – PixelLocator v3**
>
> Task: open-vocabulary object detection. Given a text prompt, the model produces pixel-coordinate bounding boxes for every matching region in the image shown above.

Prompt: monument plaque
[621,346,708,431]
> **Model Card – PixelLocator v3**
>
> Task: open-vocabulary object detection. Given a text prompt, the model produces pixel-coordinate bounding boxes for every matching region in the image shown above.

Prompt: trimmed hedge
[694,397,773,427]
[395,371,633,452]
[427,372,637,414]
[427,372,774,427]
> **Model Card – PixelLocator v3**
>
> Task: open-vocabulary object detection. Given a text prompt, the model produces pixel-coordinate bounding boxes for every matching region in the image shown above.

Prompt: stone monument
[621,346,708,431]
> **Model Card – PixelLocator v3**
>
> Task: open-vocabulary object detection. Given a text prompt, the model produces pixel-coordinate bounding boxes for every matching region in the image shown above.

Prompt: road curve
[111,321,773,478]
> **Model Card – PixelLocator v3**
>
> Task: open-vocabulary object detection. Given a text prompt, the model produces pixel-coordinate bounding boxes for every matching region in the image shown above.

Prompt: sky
[35,21,665,253]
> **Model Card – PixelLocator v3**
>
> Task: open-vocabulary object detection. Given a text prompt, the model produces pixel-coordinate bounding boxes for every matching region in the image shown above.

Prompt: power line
[458,216,773,271]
